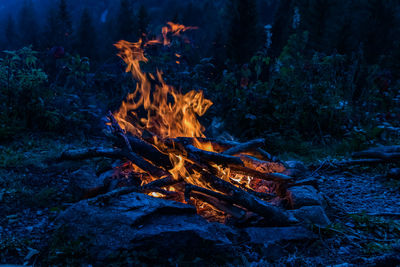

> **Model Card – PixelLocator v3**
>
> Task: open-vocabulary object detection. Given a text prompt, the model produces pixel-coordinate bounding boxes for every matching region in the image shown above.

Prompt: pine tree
[270,0,294,57]
[300,0,332,51]
[18,0,39,48]
[76,8,97,58]
[137,5,149,39]
[44,7,59,47]
[226,0,262,64]
[116,0,136,41]
[5,14,16,48]
[57,0,73,47]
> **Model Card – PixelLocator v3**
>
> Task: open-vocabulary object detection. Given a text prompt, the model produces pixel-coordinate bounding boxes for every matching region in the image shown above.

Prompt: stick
[352,151,400,161]
[185,144,244,166]
[228,165,293,182]
[185,191,246,219]
[222,139,265,155]
[60,147,123,161]
[186,164,295,226]
[125,135,173,169]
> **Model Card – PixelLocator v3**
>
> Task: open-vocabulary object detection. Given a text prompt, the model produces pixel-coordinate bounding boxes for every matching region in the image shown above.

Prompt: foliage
[0,47,48,138]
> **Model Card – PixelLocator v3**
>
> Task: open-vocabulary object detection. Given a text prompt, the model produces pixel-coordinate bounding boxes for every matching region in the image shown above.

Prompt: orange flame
[113,23,211,139]
[162,22,199,46]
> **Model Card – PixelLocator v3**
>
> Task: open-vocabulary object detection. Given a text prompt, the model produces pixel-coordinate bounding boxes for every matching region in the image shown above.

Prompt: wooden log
[222,139,265,155]
[60,147,123,161]
[228,178,276,200]
[60,147,170,179]
[186,164,295,226]
[125,134,173,169]
[335,159,388,166]
[185,144,244,166]
[238,154,286,173]
[185,184,247,219]
[142,176,182,189]
[189,191,248,219]
[228,165,293,183]
[352,151,400,161]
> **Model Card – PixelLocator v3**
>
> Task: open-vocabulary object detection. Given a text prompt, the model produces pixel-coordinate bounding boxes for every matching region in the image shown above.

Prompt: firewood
[228,178,276,200]
[352,151,400,161]
[142,176,182,189]
[60,147,123,161]
[186,165,295,226]
[185,144,244,166]
[238,154,286,173]
[189,192,248,219]
[222,138,265,155]
[60,147,170,179]
[228,165,293,183]
[184,184,247,219]
[125,134,173,169]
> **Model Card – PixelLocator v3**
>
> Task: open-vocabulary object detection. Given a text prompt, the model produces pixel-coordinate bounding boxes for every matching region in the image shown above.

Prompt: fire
[162,22,199,46]
[113,24,212,139]
[110,22,286,221]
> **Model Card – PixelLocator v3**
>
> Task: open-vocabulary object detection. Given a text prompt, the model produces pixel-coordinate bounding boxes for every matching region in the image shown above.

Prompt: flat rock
[289,205,331,226]
[244,226,318,260]
[69,166,106,198]
[244,226,317,244]
[54,192,237,264]
[289,185,326,209]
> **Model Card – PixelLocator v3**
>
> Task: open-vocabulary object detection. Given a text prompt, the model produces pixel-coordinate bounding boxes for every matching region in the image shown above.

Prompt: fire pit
[59,23,328,227]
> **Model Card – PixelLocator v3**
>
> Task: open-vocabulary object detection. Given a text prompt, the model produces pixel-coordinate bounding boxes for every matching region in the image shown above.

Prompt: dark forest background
[0,0,399,158]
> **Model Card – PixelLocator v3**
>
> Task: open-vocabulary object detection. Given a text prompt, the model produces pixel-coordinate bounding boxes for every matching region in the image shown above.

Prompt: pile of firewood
[59,112,305,226]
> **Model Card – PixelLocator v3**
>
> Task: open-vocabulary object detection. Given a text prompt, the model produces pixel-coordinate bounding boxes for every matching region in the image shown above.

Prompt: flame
[162,22,199,46]
[111,22,283,219]
[113,24,212,139]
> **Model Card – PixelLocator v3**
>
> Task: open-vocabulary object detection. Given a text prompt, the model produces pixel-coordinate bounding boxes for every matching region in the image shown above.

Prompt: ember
[62,22,296,226]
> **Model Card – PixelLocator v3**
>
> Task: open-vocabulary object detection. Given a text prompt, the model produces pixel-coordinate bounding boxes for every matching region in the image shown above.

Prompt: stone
[289,206,331,226]
[244,226,318,261]
[244,226,317,245]
[54,192,237,264]
[288,185,326,209]
[387,168,400,180]
[69,166,106,198]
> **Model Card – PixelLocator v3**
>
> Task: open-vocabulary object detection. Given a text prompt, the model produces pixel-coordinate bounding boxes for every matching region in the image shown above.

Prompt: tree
[18,0,39,48]
[116,0,136,41]
[137,5,149,39]
[5,14,16,48]
[76,8,97,58]
[226,0,262,64]
[57,0,73,47]
[44,7,59,48]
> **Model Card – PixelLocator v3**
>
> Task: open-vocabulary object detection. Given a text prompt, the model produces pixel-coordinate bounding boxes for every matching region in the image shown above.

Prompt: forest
[0,0,399,266]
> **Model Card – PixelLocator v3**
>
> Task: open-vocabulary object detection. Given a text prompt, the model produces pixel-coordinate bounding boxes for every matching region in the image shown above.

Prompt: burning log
[186,165,295,226]
[184,144,243,166]
[125,135,173,169]
[222,138,265,156]
[184,184,247,219]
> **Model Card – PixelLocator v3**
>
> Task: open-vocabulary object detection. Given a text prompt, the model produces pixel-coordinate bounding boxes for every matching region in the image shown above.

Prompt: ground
[0,135,399,266]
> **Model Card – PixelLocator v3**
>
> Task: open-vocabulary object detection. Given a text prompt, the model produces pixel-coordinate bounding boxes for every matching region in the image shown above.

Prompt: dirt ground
[0,136,399,266]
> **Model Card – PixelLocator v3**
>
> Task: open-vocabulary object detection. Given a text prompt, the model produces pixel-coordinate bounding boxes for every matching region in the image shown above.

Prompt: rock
[54,192,237,264]
[288,185,326,208]
[289,206,331,226]
[69,166,106,198]
[283,161,307,177]
[387,168,400,179]
[244,226,317,244]
[244,226,317,260]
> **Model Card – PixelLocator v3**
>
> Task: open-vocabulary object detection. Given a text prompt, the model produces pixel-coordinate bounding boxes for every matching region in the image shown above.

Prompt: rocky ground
[0,135,399,266]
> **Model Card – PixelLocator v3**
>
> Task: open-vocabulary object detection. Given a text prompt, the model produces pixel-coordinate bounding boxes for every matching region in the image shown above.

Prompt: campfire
[61,22,299,226]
